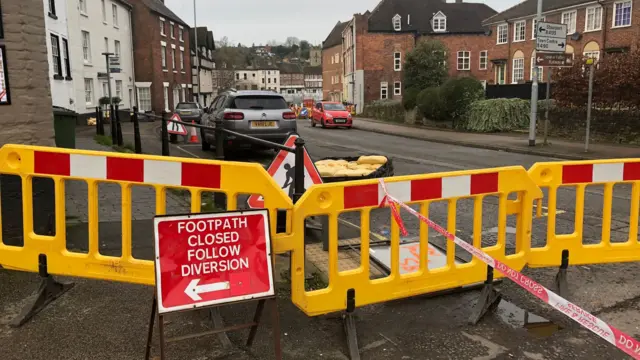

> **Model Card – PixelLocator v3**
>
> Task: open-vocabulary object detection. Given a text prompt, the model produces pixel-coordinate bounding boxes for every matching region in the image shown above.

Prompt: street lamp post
[194,0,201,105]
[102,52,114,104]
[528,0,543,147]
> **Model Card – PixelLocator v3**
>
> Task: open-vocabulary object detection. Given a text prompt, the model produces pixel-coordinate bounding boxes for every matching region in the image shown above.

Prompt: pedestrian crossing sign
[168,113,187,135]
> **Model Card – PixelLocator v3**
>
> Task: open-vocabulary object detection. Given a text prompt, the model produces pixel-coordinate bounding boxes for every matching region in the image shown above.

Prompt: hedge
[362,100,404,123]
[463,98,530,132]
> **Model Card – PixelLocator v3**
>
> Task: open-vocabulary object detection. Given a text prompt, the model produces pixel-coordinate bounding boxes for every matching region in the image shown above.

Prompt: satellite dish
[571,32,582,41]
[484,29,493,36]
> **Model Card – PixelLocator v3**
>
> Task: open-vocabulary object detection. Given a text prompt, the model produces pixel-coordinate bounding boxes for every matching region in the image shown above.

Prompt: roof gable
[484,0,590,25]
[323,21,349,49]
[140,0,189,27]
[367,0,497,34]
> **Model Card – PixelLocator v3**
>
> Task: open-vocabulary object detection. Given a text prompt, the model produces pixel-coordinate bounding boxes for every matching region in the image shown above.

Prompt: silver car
[201,90,297,152]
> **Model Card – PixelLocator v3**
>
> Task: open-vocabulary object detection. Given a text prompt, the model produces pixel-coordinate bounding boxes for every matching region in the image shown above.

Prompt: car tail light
[223,112,244,120]
[283,112,296,119]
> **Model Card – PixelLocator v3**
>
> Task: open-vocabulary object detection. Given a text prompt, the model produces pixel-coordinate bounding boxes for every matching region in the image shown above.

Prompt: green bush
[439,77,485,123]
[417,87,445,121]
[362,100,404,122]
[464,98,530,132]
[402,87,421,110]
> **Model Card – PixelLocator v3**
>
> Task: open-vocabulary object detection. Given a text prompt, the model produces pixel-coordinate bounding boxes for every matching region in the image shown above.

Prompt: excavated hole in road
[495,300,563,337]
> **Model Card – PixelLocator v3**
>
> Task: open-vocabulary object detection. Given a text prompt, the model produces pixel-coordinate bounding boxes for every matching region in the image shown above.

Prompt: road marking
[176,146,201,159]
[533,204,567,216]
[338,218,387,242]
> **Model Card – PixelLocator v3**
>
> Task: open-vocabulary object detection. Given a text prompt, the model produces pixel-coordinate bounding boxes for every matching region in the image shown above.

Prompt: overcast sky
[164,0,521,46]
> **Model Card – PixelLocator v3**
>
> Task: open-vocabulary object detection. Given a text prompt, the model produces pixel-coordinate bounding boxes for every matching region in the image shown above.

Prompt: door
[496,65,506,85]
[173,88,180,110]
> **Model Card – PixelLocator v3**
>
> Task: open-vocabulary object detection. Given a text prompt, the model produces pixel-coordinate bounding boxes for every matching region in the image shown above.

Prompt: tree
[285,36,300,47]
[216,36,229,48]
[403,40,449,91]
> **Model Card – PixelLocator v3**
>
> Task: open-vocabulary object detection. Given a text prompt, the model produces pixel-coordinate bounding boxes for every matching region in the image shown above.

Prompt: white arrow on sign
[185,279,230,301]
[536,37,566,52]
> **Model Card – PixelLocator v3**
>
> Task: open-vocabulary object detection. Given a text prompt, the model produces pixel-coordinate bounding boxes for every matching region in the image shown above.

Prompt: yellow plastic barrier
[0,145,293,285]
[290,167,542,316]
[528,159,640,267]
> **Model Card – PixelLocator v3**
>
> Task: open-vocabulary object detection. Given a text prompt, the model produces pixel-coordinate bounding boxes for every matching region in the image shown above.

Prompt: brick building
[130,0,191,114]
[279,63,304,95]
[0,0,54,145]
[322,21,348,102]
[327,0,496,113]
[483,0,638,84]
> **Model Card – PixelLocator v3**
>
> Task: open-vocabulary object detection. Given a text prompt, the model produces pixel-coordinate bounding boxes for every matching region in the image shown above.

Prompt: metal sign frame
[0,45,10,105]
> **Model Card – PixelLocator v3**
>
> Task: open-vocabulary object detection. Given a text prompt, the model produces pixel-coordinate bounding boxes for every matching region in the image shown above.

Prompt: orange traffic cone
[189,121,199,144]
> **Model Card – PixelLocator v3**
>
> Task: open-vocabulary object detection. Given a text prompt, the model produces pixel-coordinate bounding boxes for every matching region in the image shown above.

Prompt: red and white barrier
[378,179,640,359]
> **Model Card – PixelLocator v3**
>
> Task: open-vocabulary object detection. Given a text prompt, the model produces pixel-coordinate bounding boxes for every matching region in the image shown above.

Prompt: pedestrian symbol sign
[153,209,275,314]
[168,113,187,135]
[247,133,322,208]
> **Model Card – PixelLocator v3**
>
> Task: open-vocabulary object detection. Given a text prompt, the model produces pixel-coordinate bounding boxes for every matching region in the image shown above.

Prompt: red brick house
[483,0,638,85]
[322,21,348,102]
[332,0,497,113]
[130,0,192,114]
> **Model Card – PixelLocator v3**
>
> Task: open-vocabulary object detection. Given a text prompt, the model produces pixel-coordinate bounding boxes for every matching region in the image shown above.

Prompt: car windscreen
[323,103,347,111]
[230,96,288,110]
[176,103,199,109]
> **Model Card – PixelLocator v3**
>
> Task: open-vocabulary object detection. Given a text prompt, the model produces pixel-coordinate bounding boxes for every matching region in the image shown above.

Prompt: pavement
[353,117,640,161]
[1,120,640,359]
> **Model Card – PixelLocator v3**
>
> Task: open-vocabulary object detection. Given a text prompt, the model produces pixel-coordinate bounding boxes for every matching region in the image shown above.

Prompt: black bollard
[132,106,142,154]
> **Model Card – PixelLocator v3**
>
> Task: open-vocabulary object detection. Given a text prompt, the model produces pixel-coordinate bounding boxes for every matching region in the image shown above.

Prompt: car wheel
[201,129,210,151]
[311,118,316,127]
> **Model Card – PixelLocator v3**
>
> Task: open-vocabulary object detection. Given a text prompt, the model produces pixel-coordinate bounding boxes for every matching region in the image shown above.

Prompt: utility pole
[194,0,201,105]
[529,0,543,147]
[102,52,114,104]
[543,68,552,145]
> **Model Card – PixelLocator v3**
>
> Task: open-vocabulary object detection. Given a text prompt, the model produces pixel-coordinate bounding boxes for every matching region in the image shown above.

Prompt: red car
[311,102,353,129]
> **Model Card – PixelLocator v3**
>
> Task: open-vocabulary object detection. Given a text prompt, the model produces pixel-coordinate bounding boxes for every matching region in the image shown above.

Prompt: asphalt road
[1,121,639,360]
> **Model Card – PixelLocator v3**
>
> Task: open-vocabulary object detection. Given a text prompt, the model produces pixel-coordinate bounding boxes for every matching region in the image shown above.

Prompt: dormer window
[432,12,447,32]
[393,14,402,31]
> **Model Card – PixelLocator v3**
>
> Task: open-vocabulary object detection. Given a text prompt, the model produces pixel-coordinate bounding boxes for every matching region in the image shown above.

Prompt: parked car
[311,101,353,129]
[175,102,204,124]
[201,90,297,153]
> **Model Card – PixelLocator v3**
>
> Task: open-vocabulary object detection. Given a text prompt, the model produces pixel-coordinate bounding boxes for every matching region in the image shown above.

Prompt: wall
[45,0,75,110]
[425,34,494,81]
[1,0,54,146]
[130,3,191,114]
[361,32,414,103]
[67,0,136,114]
[322,44,342,101]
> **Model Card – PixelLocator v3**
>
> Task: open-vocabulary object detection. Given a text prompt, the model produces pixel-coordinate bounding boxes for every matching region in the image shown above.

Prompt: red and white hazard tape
[378,179,640,359]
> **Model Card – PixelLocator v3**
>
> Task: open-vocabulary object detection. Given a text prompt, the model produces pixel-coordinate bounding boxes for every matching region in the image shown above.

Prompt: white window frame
[84,78,94,105]
[170,21,175,39]
[112,4,119,27]
[79,0,87,15]
[163,83,170,111]
[180,46,185,72]
[497,23,508,44]
[115,80,123,98]
[432,12,446,32]
[394,52,401,71]
[135,83,152,112]
[82,31,91,64]
[512,57,524,83]
[562,10,577,35]
[583,51,600,61]
[101,0,106,22]
[161,41,167,69]
[479,50,488,70]
[585,6,603,32]
[393,14,401,31]
[160,17,166,36]
[380,82,388,99]
[613,1,633,28]
[179,25,184,42]
[457,51,470,71]
[394,81,401,96]
[171,44,176,70]
[514,20,526,42]
[114,40,121,57]
[532,16,545,39]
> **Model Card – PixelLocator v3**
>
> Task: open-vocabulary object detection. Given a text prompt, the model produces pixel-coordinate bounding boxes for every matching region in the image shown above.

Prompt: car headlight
[326,114,333,119]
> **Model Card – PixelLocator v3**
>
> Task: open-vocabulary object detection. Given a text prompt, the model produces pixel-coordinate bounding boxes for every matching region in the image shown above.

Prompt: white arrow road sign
[536,37,566,52]
[536,22,567,39]
[185,279,230,301]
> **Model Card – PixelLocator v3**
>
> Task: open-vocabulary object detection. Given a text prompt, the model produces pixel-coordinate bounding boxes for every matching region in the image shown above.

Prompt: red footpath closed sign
[154,209,275,314]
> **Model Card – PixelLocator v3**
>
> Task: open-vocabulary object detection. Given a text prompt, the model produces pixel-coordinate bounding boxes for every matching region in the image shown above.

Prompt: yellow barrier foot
[554,250,570,298]
[9,254,75,328]
[468,266,502,325]
[342,289,360,360]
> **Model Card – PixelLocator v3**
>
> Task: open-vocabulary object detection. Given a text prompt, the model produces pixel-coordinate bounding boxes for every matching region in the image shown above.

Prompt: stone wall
[542,108,640,145]
[1,0,54,146]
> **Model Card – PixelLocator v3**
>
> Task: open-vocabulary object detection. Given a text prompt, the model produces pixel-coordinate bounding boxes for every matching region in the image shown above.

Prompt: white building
[235,66,280,92]
[44,0,75,110]
[190,27,215,107]
[66,0,136,115]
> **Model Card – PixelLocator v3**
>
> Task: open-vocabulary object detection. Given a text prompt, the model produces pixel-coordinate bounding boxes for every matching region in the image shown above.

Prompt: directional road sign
[154,209,275,314]
[535,52,574,67]
[536,22,567,53]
